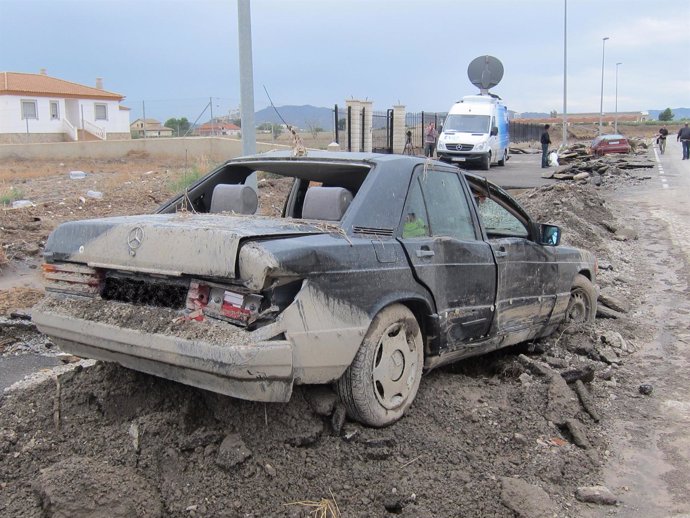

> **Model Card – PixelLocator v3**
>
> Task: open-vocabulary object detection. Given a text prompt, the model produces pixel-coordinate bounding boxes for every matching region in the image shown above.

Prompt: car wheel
[480,152,491,170]
[497,149,507,166]
[565,274,597,323]
[336,304,423,427]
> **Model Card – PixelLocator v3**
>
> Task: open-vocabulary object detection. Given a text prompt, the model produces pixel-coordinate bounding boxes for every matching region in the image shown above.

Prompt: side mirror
[539,224,561,246]
[490,127,498,136]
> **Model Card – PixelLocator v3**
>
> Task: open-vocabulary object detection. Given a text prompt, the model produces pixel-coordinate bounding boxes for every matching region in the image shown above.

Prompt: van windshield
[443,114,490,133]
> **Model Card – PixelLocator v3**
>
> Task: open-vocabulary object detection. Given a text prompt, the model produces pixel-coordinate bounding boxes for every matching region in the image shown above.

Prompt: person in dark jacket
[677,123,690,160]
[540,124,552,168]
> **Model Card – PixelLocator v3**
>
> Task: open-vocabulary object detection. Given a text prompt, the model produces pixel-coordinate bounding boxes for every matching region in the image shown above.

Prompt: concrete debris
[575,485,618,505]
[215,433,252,469]
[560,365,595,384]
[598,289,631,313]
[596,305,624,319]
[500,477,555,518]
[600,331,636,355]
[565,419,591,449]
[548,143,655,184]
[573,380,601,423]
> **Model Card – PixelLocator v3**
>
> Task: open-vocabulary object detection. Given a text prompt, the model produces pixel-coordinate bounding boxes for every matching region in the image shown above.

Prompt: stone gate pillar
[345,99,361,152]
[393,104,406,154]
[360,100,373,153]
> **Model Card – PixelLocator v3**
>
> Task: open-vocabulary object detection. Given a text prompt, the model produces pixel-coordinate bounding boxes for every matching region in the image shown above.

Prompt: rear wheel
[336,304,423,427]
[480,152,491,170]
[566,274,597,323]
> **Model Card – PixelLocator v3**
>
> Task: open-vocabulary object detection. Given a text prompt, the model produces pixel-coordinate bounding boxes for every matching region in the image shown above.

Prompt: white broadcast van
[436,95,510,170]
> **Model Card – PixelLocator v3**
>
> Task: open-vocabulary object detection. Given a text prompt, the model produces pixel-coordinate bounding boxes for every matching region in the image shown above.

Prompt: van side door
[398,167,496,349]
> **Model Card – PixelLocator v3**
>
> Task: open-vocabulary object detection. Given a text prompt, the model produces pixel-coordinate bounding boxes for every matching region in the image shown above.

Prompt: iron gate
[372,109,394,153]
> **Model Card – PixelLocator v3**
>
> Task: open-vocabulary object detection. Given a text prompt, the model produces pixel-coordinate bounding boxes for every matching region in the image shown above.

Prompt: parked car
[33,151,598,427]
[590,134,632,156]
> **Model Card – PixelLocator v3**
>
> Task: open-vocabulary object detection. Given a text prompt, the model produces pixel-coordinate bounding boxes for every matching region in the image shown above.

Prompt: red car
[590,134,632,156]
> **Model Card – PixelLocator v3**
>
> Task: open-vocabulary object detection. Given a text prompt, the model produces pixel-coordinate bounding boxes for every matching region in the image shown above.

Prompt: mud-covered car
[33,151,598,427]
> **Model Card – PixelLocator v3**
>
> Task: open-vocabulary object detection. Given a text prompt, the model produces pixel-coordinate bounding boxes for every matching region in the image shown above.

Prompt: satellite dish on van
[467,55,504,95]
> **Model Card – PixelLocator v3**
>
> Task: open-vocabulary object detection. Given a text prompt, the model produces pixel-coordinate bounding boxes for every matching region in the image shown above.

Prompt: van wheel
[498,150,507,166]
[566,274,597,323]
[480,153,491,170]
[336,304,423,427]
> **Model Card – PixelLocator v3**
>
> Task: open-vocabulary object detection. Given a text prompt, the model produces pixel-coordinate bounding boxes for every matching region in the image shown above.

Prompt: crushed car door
[399,168,496,348]
[473,191,557,337]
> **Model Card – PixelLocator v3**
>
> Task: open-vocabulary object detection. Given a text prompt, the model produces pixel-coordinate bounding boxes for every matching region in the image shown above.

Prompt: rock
[545,374,580,426]
[500,477,555,518]
[597,367,614,381]
[596,305,623,319]
[541,170,555,179]
[128,422,140,453]
[513,433,529,446]
[518,354,555,377]
[600,331,634,354]
[590,173,602,186]
[613,227,638,241]
[304,386,338,417]
[575,485,617,505]
[216,434,252,469]
[565,419,591,449]
[598,289,631,313]
[560,365,595,384]
[639,384,653,395]
[598,346,622,365]
[518,372,533,385]
[33,456,163,518]
[574,172,590,181]
[264,463,277,477]
[600,221,618,234]
[341,423,360,442]
[179,427,224,451]
[554,173,575,180]
[331,403,347,435]
[573,380,601,423]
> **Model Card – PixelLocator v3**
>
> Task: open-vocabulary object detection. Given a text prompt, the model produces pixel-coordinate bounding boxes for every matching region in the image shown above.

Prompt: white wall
[0,95,130,134]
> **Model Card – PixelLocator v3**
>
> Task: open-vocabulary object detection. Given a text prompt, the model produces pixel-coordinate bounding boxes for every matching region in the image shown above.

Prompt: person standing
[540,124,552,168]
[424,122,438,158]
[677,123,690,160]
[657,126,669,154]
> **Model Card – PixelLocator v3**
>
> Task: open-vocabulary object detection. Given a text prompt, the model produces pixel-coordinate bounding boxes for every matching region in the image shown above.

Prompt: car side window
[474,195,529,238]
[420,171,477,241]
[401,178,430,238]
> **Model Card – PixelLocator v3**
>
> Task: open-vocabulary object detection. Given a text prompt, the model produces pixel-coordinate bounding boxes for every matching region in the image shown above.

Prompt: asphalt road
[460,150,557,189]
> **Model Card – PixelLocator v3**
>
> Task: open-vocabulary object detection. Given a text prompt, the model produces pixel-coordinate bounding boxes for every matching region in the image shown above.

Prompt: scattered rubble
[575,485,618,506]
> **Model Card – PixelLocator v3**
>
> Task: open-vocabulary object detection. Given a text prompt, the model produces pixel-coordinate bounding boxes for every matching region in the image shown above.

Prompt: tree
[549,110,558,118]
[658,108,674,122]
[164,117,191,136]
[306,121,323,140]
[337,118,346,131]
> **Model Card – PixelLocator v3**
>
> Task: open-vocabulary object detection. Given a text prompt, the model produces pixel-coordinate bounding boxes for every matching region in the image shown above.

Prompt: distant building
[196,119,241,137]
[0,70,131,143]
[130,118,174,138]
[514,111,649,124]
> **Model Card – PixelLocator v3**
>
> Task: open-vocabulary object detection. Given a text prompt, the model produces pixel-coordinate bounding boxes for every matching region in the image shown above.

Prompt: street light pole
[562,0,568,146]
[614,62,622,133]
[599,36,609,135]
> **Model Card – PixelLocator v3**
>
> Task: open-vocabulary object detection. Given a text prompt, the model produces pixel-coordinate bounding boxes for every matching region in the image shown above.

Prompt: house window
[94,103,108,120]
[21,100,38,119]
[50,101,60,120]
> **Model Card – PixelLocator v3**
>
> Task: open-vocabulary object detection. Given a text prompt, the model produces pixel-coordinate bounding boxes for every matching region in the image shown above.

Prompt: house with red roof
[0,70,131,143]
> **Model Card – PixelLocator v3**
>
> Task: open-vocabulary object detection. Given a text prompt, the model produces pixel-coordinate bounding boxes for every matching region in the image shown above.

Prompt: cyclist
[657,126,669,154]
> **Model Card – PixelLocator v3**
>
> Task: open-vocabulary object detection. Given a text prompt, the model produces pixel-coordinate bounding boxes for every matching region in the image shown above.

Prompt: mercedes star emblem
[127,227,144,256]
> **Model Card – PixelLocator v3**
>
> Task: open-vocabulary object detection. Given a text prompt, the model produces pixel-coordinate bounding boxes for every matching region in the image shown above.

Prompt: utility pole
[599,36,609,135]
[238,0,257,188]
[210,97,214,136]
[142,101,147,139]
[614,62,622,134]
[562,0,568,146]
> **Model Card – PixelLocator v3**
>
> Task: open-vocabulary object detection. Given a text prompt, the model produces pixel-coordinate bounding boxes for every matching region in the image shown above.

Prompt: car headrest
[302,187,353,221]
[209,184,258,214]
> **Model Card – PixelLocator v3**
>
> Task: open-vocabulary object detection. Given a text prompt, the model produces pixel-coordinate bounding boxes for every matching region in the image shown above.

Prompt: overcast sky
[1,0,688,121]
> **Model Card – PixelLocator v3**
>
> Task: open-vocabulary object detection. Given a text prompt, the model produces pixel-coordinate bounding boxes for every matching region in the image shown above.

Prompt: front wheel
[480,152,491,170]
[336,304,424,427]
[497,149,507,166]
[565,274,597,323]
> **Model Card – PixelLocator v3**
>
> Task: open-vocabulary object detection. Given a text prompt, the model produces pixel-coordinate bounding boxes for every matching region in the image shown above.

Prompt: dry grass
[286,491,340,518]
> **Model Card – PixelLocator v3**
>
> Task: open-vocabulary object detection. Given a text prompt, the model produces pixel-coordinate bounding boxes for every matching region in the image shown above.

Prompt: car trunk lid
[44,213,328,278]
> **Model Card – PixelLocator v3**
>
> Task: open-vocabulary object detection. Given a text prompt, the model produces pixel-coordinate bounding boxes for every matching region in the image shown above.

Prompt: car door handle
[416,248,435,258]
[493,246,507,258]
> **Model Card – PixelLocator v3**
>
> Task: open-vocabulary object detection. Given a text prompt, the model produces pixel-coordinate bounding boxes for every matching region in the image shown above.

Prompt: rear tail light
[42,263,103,296]
[186,281,262,326]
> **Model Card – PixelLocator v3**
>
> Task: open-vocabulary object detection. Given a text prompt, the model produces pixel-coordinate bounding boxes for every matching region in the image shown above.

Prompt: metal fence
[404,111,446,154]
[509,121,542,143]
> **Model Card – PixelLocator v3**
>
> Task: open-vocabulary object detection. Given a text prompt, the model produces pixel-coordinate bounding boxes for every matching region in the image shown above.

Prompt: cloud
[605,16,690,48]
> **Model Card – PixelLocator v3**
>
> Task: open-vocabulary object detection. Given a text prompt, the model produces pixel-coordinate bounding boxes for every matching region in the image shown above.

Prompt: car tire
[336,304,424,427]
[497,149,507,166]
[566,274,597,323]
[480,152,491,170]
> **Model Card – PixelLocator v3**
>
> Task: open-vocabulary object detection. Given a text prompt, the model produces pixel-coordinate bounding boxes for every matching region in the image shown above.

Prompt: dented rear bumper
[33,296,295,402]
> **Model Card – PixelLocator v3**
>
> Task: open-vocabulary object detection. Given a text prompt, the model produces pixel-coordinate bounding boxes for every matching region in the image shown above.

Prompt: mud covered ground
[0,152,685,517]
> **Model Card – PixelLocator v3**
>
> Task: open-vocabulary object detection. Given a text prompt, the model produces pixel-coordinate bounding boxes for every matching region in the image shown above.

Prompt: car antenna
[263,85,306,157]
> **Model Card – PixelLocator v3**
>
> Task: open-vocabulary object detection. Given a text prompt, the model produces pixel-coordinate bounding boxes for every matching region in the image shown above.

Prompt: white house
[0,70,131,143]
